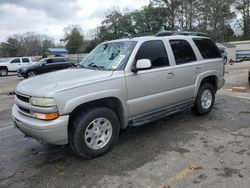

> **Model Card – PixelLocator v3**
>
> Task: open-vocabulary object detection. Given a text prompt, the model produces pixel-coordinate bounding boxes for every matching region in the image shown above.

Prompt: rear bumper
[12,104,69,145]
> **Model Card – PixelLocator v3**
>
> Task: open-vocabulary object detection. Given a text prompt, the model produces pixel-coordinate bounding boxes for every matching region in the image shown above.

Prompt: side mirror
[132,59,152,73]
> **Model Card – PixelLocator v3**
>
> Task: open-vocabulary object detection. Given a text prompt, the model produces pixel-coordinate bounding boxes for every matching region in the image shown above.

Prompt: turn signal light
[33,112,59,120]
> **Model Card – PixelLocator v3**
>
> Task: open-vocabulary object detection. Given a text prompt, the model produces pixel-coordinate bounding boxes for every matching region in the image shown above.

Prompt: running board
[129,100,193,127]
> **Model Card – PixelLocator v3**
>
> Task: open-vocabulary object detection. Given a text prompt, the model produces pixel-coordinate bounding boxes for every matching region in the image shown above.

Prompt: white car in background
[0,57,35,76]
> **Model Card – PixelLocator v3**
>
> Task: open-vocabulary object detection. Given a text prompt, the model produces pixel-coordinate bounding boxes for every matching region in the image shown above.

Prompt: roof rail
[155,31,209,37]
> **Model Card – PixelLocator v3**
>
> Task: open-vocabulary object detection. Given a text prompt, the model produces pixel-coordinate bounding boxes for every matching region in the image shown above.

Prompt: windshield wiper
[87,63,104,70]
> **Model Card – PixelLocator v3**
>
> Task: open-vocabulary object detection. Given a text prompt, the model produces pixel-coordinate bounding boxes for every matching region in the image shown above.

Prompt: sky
[0,0,149,43]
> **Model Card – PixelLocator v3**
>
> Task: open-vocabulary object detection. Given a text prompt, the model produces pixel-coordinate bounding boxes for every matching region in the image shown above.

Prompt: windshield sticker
[112,55,125,69]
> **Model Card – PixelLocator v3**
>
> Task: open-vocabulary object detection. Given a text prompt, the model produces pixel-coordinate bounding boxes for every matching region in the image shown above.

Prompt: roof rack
[155,31,209,37]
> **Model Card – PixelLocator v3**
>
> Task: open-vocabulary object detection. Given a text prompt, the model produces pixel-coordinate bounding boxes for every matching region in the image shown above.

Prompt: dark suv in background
[17,57,75,78]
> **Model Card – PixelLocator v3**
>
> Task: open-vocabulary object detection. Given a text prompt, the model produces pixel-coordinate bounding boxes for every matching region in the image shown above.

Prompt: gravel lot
[0,62,250,188]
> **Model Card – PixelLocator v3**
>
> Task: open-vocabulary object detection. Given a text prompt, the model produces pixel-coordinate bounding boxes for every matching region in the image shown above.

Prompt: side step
[129,100,194,127]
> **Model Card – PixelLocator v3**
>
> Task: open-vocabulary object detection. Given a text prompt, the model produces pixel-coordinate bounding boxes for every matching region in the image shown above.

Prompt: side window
[46,59,53,64]
[22,58,30,63]
[169,40,197,65]
[10,58,21,63]
[135,40,169,68]
[193,38,221,59]
[52,58,65,63]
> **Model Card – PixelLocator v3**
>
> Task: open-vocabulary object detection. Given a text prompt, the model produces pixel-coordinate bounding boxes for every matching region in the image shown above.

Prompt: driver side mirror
[132,59,152,73]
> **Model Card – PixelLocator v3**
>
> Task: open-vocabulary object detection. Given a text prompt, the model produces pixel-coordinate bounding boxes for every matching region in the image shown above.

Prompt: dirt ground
[0,62,250,188]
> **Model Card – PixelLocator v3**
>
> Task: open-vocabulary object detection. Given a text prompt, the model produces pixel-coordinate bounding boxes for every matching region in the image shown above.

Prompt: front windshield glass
[80,41,136,70]
[39,59,46,64]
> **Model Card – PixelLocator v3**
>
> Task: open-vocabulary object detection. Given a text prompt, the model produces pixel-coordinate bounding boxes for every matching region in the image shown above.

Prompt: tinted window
[22,58,30,63]
[193,38,221,59]
[170,40,197,65]
[53,58,65,63]
[10,58,20,63]
[46,59,53,64]
[135,40,169,68]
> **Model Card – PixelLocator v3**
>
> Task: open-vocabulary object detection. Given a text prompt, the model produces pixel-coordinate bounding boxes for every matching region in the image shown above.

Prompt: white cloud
[0,0,149,43]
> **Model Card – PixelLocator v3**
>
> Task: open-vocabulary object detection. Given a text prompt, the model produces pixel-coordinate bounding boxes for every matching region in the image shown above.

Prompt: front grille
[18,106,30,114]
[16,93,30,103]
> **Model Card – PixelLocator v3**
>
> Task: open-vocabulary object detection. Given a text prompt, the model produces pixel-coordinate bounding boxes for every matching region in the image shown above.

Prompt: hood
[0,62,8,66]
[16,68,113,97]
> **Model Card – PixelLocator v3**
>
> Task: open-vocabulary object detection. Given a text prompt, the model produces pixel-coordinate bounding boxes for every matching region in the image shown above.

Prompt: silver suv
[12,32,224,158]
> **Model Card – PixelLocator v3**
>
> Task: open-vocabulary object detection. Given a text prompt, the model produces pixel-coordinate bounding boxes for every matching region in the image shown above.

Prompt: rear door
[167,39,199,100]
[21,58,31,68]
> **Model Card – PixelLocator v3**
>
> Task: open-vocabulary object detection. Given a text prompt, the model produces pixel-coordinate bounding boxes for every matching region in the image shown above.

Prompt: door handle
[167,72,175,79]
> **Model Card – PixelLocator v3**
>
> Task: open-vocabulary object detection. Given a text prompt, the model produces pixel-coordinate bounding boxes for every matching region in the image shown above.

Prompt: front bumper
[17,71,26,78]
[12,104,69,145]
[218,77,225,90]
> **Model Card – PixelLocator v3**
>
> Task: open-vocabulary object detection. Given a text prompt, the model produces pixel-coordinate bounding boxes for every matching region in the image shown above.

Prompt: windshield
[39,59,46,64]
[80,41,136,70]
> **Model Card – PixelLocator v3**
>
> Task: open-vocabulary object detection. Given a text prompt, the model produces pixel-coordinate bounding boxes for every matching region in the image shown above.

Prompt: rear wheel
[193,83,215,115]
[27,70,36,78]
[69,107,120,159]
[0,68,8,77]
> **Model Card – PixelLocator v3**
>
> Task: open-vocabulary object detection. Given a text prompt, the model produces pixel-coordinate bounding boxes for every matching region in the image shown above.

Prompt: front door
[125,40,175,117]
[8,58,22,71]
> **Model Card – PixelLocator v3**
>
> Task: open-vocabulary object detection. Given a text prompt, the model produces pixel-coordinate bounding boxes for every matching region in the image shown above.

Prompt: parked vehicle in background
[12,31,224,158]
[17,57,76,78]
[248,68,250,84]
[0,57,34,76]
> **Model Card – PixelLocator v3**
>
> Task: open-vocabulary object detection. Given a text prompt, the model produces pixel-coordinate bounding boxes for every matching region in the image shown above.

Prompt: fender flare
[194,71,218,98]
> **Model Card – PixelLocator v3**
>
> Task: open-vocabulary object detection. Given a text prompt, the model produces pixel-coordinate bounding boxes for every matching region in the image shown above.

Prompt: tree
[132,4,166,35]
[0,32,55,57]
[151,0,182,30]
[64,25,84,54]
[235,0,250,39]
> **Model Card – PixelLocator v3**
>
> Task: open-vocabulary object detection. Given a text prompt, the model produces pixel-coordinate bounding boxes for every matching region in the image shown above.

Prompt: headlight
[22,67,28,71]
[30,97,56,107]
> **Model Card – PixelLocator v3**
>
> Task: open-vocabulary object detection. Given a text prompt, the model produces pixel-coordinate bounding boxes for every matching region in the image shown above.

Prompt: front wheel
[27,70,37,78]
[69,107,120,159]
[193,83,215,115]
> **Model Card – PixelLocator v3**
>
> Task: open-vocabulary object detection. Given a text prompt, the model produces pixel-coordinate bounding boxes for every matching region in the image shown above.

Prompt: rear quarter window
[193,38,221,59]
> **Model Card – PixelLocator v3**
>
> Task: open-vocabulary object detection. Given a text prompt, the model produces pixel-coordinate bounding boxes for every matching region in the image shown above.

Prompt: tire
[0,68,8,77]
[27,70,36,78]
[69,107,120,159]
[193,83,215,116]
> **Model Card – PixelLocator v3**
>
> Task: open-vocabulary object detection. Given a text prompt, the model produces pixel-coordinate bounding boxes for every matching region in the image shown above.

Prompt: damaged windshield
[80,41,136,70]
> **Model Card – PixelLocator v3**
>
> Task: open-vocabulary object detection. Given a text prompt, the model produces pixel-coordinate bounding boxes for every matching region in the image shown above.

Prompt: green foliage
[64,26,84,54]
[95,5,166,43]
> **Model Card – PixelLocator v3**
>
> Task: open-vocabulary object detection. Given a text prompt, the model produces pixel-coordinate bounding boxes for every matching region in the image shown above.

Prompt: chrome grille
[16,93,30,103]
[17,105,30,114]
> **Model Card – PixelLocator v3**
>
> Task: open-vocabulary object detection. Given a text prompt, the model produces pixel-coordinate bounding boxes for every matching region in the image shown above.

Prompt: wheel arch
[68,97,126,131]
[0,66,8,71]
[194,72,218,98]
